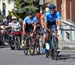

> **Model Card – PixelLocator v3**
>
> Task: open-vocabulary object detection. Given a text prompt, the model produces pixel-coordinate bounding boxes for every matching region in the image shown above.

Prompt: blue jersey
[23,16,36,24]
[44,11,61,30]
[45,11,61,22]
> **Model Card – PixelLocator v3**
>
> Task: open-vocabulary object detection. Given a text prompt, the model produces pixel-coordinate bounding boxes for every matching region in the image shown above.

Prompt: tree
[14,0,39,19]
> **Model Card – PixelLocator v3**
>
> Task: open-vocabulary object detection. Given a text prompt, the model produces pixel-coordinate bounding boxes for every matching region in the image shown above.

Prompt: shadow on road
[58,54,75,60]
[0,45,9,48]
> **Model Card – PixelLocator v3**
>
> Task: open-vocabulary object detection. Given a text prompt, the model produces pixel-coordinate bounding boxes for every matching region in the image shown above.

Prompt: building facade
[45,0,75,41]
[0,0,15,16]
[57,0,75,22]
[45,0,75,23]
[0,0,75,22]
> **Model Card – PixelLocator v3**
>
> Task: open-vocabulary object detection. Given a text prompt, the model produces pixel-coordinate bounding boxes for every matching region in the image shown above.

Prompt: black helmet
[49,3,56,9]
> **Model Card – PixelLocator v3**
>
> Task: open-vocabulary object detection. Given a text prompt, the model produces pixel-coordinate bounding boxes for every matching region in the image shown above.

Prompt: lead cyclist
[44,3,61,52]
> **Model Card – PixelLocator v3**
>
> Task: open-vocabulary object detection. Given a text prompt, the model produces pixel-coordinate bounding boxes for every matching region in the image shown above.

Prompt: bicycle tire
[15,36,21,50]
[35,40,40,55]
[28,39,34,55]
[51,36,59,60]
[10,37,15,50]
[2,35,5,46]
[46,49,49,58]
[36,45,40,55]
[24,47,28,55]
[24,40,29,55]
[10,46,15,50]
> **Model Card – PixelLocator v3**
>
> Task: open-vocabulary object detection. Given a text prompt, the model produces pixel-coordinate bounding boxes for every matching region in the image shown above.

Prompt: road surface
[0,47,75,65]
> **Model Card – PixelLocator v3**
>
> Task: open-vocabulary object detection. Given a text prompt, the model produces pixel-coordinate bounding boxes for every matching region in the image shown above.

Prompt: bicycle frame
[23,33,34,55]
[46,29,59,59]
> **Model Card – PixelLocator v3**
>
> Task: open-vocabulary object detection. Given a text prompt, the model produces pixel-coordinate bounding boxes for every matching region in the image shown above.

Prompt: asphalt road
[0,47,75,65]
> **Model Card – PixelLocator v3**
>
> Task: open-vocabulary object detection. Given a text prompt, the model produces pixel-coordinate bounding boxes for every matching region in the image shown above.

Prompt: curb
[59,45,75,50]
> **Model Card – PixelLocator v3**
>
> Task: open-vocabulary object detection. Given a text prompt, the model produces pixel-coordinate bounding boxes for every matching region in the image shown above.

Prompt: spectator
[7,14,12,23]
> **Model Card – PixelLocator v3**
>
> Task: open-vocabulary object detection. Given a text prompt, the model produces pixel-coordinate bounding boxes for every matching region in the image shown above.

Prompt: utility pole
[39,0,45,13]
[33,0,45,12]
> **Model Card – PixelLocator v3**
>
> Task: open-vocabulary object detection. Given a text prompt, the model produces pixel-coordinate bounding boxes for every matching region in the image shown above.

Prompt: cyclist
[44,3,61,52]
[8,16,21,49]
[7,14,12,23]
[35,13,42,34]
[40,7,48,54]
[22,11,37,48]
[22,11,36,36]
[8,16,21,32]
[42,7,50,42]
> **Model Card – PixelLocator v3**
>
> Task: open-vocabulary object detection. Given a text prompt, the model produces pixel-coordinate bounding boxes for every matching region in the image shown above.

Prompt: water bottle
[45,43,50,50]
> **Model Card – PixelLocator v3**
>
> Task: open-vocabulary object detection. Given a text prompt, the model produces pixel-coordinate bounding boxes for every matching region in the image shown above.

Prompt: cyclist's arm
[56,12,61,36]
[40,14,45,29]
[22,22,26,34]
[33,17,37,32]
[56,20,61,28]
[56,12,61,27]
[18,22,21,28]
[33,22,36,32]
[17,22,21,31]
[22,18,27,35]
[8,23,11,27]
[7,23,12,29]
[44,13,48,30]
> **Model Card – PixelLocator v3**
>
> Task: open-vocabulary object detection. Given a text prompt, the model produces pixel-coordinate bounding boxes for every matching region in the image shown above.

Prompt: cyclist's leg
[51,25,59,50]
[42,33,46,48]
[21,35,25,48]
[29,25,34,45]
[21,25,28,48]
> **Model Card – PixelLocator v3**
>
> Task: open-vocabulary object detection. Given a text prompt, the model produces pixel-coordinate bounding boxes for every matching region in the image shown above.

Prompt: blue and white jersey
[23,16,36,24]
[44,11,61,22]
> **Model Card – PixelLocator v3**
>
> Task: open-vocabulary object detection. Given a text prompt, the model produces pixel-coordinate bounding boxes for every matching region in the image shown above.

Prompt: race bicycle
[45,29,59,60]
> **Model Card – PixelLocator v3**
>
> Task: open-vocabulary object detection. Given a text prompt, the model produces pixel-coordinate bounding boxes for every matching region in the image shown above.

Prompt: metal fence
[61,19,75,41]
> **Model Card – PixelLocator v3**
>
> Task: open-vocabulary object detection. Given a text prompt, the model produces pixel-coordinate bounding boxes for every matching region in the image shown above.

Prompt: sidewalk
[59,39,75,50]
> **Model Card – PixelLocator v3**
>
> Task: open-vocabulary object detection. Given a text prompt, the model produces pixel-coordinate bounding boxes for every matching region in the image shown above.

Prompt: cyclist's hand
[43,28,47,32]
[57,26,60,30]
[57,26,61,36]
[57,30,61,36]
[30,33,33,37]
[23,31,26,35]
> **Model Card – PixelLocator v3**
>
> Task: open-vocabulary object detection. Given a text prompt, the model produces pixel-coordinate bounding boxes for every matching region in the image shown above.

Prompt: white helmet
[45,7,49,12]
[12,16,16,19]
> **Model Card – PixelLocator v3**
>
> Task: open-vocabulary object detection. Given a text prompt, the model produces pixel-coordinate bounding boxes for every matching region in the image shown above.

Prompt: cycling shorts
[47,21,57,30]
[25,23,34,33]
[36,25,43,35]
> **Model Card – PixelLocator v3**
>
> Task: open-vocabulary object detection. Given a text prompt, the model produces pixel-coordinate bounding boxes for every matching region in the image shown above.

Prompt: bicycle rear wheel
[15,36,21,50]
[10,37,15,50]
[24,40,29,55]
[35,39,40,55]
[24,47,28,55]
[46,49,50,58]
[24,37,34,55]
